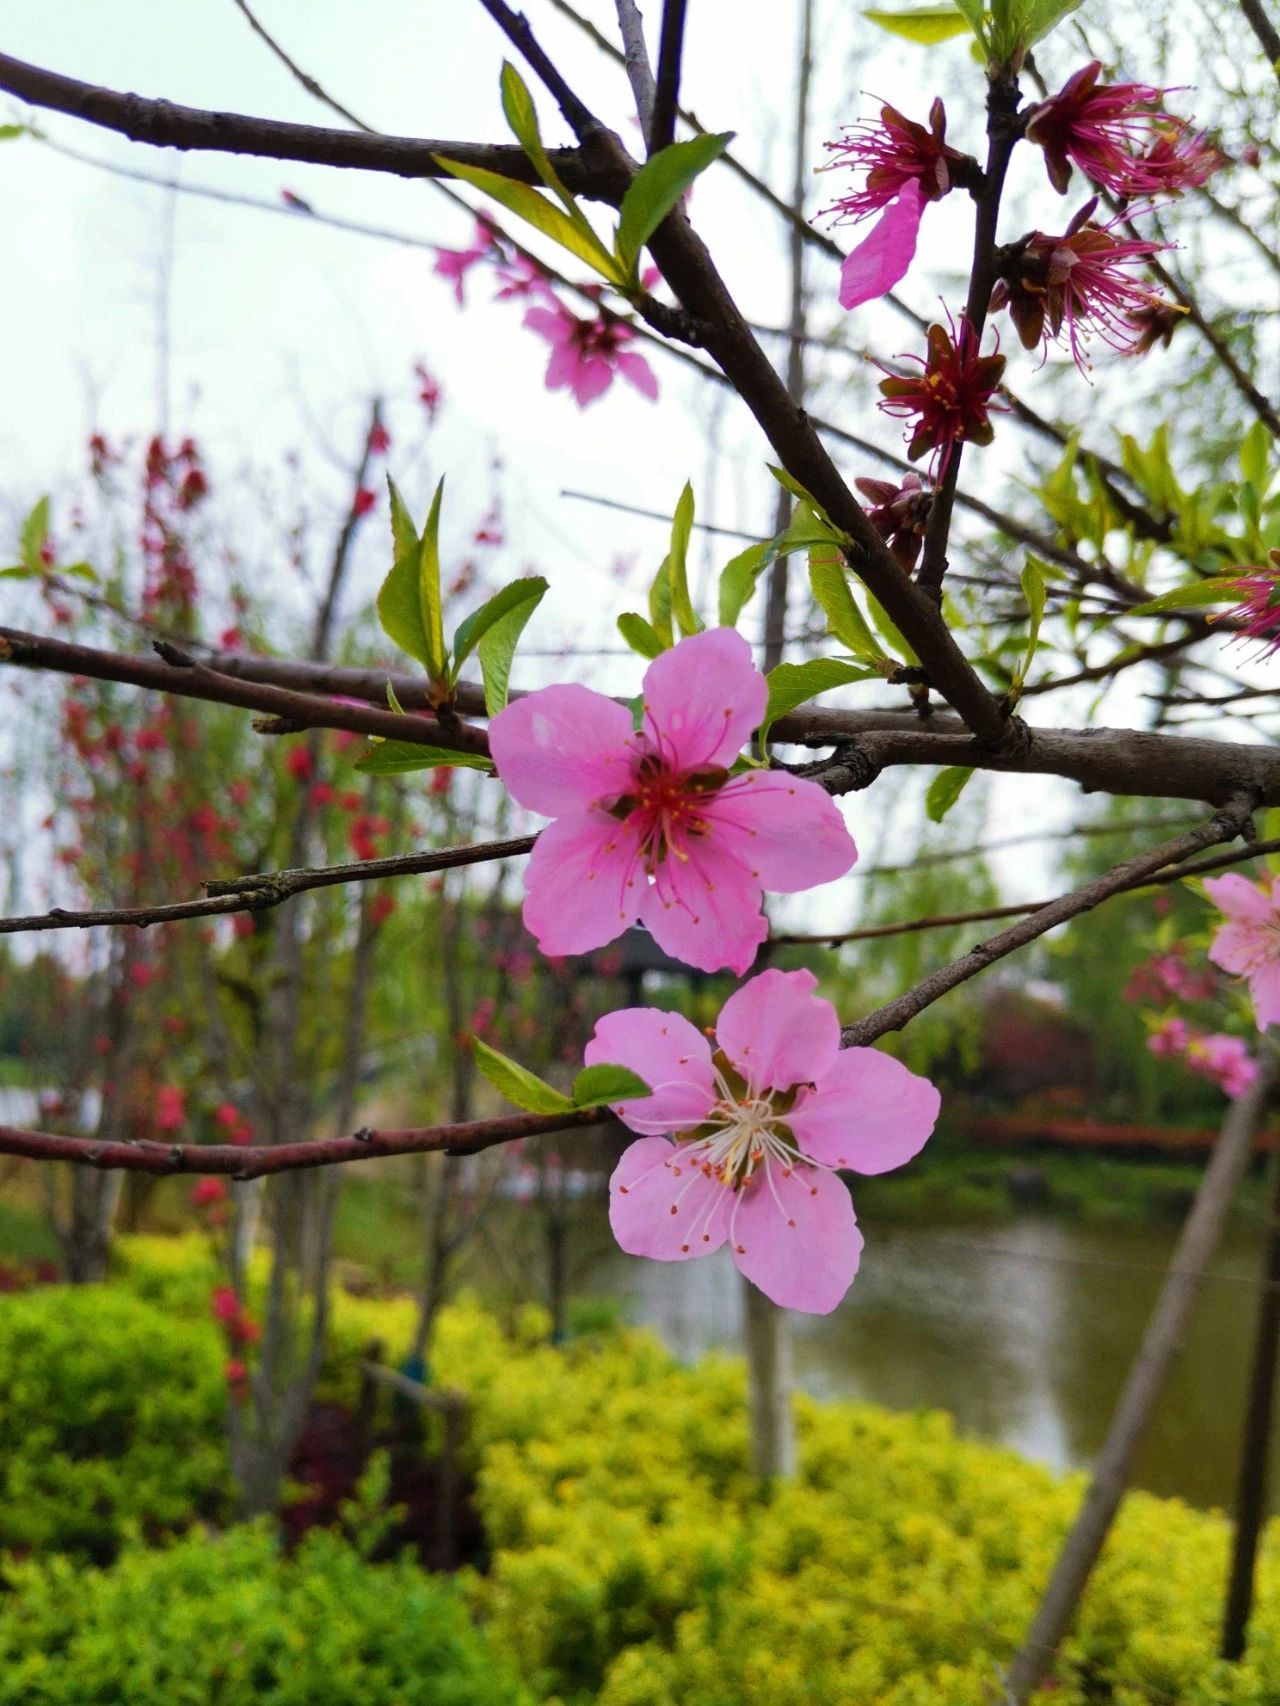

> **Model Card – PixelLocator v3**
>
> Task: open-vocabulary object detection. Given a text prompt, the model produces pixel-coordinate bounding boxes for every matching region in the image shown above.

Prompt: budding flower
[853,473,933,571]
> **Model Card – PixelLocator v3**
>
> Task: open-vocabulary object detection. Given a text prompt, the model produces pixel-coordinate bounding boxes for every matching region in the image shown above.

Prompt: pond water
[583,1211,1273,1513]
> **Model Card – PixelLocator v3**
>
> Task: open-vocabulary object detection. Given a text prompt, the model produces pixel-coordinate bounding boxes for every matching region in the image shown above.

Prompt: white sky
[0,1,1251,920]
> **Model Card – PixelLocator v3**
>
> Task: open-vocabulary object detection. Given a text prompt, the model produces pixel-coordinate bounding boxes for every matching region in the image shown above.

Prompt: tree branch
[0,49,625,197]
[648,0,689,152]
[0,1107,609,1178]
[0,835,536,936]
[840,797,1257,1047]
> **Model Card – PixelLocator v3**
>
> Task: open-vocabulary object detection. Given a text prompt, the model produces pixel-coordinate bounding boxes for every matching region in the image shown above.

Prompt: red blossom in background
[155,1085,185,1132]
[352,486,377,518]
[191,1177,229,1209]
[367,422,391,456]
[877,315,1007,475]
[524,302,658,408]
[990,203,1173,369]
[1025,62,1221,197]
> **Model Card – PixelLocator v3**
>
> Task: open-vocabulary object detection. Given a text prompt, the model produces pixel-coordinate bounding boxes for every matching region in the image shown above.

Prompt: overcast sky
[2,1,1252,921]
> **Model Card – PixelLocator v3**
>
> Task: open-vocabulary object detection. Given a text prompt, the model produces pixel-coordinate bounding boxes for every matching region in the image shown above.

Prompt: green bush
[0,1284,228,1558]
[0,1523,533,1705]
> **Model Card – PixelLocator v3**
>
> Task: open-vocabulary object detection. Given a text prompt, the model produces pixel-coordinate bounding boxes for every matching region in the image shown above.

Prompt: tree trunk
[1006,1057,1275,1702]
[743,1275,796,1478]
[1222,1151,1280,1659]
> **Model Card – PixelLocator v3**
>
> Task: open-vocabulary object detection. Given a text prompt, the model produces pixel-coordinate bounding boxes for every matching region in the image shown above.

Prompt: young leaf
[387,477,419,563]
[499,61,578,215]
[0,124,28,142]
[1011,556,1047,694]
[453,577,548,673]
[949,0,987,31]
[809,551,888,662]
[865,593,915,665]
[1128,580,1241,616]
[1020,0,1082,44]
[355,739,494,775]
[766,463,835,528]
[433,156,622,283]
[1241,420,1272,496]
[618,612,668,658]
[667,482,702,637]
[615,132,733,276]
[926,766,975,822]
[648,554,675,647]
[19,497,50,572]
[473,1037,574,1115]
[718,540,772,628]
[376,478,448,679]
[775,501,845,555]
[571,1063,653,1108]
[760,658,879,747]
[863,5,973,45]
[477,586,543,716]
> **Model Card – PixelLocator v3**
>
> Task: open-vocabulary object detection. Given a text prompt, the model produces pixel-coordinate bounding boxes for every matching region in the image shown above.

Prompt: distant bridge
[968,1113,1280,1154]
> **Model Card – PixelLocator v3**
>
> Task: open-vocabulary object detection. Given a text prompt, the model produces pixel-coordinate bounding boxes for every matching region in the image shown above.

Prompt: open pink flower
[1147,1014,1192,1059]
[823,100,965,310]
[1205,874,1280,1029]
[433,218,498,305]
[589,968,940,1313]
[489,628,857,974]
[524,300,657,407]
[1190,1032,1258,1099]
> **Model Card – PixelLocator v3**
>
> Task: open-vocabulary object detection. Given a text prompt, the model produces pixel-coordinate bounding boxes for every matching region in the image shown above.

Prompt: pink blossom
[1025,63,1220,198]
[838,180,927,311]
[488,628,858,974]
[989,202,1173,370]
[877,313,1007,476]
[433,219,497,306]
[1205,873,1280,1029]
[155,1085,185,1132]
[589,969,940,1313]
[1190,1033,1259,1099]
[1146,1015,1191,1058]
[523,301,658,408]
[494,252,554,303]
[1214,560,1280,659]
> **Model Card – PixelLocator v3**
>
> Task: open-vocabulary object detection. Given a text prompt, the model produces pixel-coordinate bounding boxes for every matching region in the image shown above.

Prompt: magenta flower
[1147,1015,1192,1059]
[877,313,1007,476]
[1190,1032,1258,1099]
[489,629,858,974]
[1214,559,1280,658]
[989,202,1172,370]
[524,300,658,408]
[854,472,933,571]
[1025,62,1220,198]
[823,100,965,310]
[433,218,498,306]
[1205,874,1280,1029]
[588,969,940,1313]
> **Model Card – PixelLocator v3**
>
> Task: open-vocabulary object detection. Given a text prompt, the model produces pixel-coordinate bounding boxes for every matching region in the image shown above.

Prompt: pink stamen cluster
[822,99,963,223]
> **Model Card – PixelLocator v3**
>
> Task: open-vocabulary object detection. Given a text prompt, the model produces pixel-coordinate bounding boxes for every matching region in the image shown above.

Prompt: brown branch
[0,835,536,936]
[0,627,491,758]
[0,49,626,197]
[1238,0,1280,76]
[648,0,688,152]
[840,797,1256,1047]
[0,1106,608,1178]
[774,834,1280,947]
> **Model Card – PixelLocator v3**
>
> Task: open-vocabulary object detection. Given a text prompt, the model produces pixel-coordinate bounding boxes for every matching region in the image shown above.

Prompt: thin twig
[648,0,688,152]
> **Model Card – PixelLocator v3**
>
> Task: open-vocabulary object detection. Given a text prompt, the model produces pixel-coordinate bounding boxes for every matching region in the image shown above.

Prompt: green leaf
[776,501,846,555]
[1020,0,1082,45]
[648,554,674,647]
[387,476,419,564]
[434,155,621,283]
[453,576,548,673]
[865,593,916,665]
[19,497,50,573]
[926,766,975,822]
[477,585,543,716]
[0,124,27,141]
[760,658,879,747]
[615,133,733,276]
[571,1064,653,1108]
[355,739,494,774]
[618,612,668,658]
[0,565,34,580]
[809,551,889,662]
[949,0,987,30]
[1128,580,1242,616]
[766,464,836,529]
[473,1037,574,1115]
[1011,556,1047,695]
[376,478,448,679]
[718,540,772,628]
[667,482,702,637]
[863,5,973,44]
[1241,420,1272,495]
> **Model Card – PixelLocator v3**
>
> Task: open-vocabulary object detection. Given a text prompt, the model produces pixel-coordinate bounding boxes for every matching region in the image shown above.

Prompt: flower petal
[584,1009,715,1135]
[1250,961,1280,1030]
[571,357,615,407]
[838,181,925,311]
[610,1136,732,1260]
[521,810,643,955]
[640,833,768,975]
[1209,921,1270,977]
[702,771,857,892]
[1205,873,1275,923]
[788,1047,940,1173]
[641,629,766,772]
[615,350,659,399]
[490,684,636,817]
[729,1165,862,1314]
[715,967,840,1093]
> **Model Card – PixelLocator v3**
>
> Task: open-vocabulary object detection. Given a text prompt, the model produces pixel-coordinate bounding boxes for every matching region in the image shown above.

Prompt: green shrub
[0,1284,228,1558]
[0,1523,533,1705]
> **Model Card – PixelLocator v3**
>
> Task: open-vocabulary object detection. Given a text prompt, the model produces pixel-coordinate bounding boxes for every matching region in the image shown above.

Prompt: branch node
[153,640,196,668]
[353,1126,374,1144]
